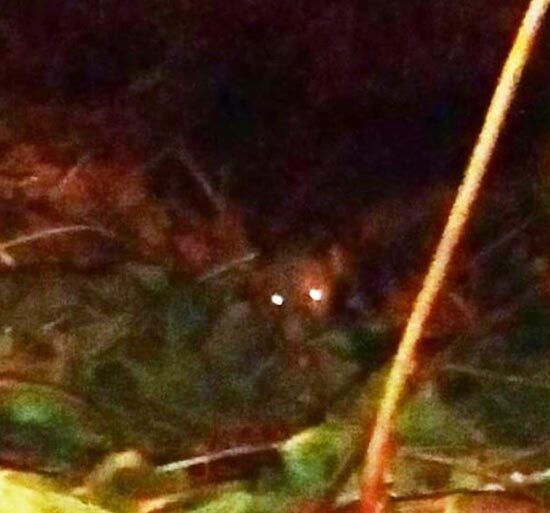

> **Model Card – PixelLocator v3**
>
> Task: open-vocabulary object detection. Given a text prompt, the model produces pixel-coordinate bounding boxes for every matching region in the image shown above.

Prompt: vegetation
[0,1,549,512]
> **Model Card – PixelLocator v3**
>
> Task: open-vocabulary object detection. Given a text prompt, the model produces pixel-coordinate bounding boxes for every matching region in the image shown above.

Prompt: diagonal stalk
[359,1,550,512]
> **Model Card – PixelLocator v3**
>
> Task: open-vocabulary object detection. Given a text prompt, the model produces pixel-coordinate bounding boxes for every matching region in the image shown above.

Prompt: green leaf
[0,380,111,472]
[280,423,359,498]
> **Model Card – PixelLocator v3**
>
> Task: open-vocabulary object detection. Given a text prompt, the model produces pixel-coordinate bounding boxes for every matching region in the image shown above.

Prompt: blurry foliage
[0,380,111,474]
[0,1,549,512]
[0,178,548,510]
[0,472,111,513]
[279,423,359,498]
[398,392,476,449]
[0,263,364,461]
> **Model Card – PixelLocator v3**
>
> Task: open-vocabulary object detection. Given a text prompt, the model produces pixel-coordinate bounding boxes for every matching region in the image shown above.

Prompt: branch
[154,441,281,473]
[0,225,115,267]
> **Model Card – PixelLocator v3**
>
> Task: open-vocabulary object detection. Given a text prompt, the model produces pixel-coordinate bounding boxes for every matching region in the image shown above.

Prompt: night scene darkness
[0,2,550,513]
[2,0,549,241]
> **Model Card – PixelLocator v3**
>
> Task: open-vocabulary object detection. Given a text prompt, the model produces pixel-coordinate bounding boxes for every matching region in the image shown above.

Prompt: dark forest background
[2,0,548,246]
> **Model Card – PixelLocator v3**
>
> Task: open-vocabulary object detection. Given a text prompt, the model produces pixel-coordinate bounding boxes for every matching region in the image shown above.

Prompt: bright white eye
[308,288,324,302]
[270,293,285,306]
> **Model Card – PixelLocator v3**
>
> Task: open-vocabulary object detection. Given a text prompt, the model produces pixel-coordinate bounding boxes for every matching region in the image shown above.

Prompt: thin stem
[197,251,259,282]
[175,141,226,215]
[0,225,114,250]
[0,225,115,267]
[359,2,550,512]
[443,364,550,390]
[469,219,532,270]
[155,441,281,473]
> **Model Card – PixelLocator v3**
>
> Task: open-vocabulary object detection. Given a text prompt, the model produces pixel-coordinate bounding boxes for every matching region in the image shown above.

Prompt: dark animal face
[247,245,353,343]
[251,257,333,319]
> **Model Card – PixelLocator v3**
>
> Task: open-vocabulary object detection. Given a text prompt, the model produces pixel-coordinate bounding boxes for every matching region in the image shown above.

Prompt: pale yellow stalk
[360,1,550,512]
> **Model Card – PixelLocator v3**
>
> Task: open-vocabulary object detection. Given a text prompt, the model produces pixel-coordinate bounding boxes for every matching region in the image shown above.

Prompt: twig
[175,141,226,215]
[197,251,259,282]
[139,140,227,215]
[359,2,550,512]
[447,291,477,325]
[401,445,550,472]
[391,488,535,502]
[0,225,114,250]
[469,219,532,270]
[340,486,544,512]
[154,441,282,473]
[0,224,115,267]
[400,447,502,484]
[443,363,550,391]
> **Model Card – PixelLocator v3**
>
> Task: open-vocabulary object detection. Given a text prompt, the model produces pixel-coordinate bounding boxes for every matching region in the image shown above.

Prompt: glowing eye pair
[269,288,324,306]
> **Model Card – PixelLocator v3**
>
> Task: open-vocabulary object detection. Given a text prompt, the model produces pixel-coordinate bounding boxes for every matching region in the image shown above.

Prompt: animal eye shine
[270,293,285,306]
[308,288,324,302]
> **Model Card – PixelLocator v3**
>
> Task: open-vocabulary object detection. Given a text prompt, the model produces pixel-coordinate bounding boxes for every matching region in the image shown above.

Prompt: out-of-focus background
[1,3,550,512]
